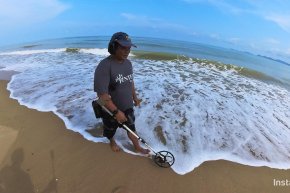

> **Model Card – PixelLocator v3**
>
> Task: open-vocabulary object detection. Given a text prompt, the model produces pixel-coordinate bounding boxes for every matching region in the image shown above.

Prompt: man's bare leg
[127,132,150,154]
[110,138,121,152]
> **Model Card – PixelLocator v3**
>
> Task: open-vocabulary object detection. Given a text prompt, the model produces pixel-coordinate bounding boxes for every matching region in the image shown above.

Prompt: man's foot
[127,132,150,154]
[135,147,150,154]
[110,139,121,152]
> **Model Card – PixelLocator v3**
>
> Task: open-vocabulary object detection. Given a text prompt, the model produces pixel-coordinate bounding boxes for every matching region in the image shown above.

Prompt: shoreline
[0,70,19,81]
[1,79,290,193]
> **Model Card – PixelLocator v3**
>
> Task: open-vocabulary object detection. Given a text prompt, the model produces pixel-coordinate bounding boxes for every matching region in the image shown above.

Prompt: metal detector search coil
[153,151,175,168]
[95,98,175,168]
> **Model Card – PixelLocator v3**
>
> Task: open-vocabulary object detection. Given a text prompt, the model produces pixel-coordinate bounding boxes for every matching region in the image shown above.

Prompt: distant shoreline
[257,54,290,66]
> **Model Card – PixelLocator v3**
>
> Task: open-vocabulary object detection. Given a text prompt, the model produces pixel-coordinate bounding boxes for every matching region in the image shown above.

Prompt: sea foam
[1,48,290,174]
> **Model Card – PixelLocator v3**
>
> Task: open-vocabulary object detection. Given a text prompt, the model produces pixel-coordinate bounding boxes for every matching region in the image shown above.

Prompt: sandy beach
[1,75,290,193]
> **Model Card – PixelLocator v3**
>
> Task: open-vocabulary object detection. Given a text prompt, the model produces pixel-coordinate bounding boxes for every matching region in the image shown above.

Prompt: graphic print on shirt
[115,73,133,84]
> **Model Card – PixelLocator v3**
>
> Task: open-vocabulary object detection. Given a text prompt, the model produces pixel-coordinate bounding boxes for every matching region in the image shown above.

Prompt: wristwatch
[112,109,119,116]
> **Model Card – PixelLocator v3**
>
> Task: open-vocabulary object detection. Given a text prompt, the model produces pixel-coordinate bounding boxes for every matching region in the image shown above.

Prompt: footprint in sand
[112,186,132,193]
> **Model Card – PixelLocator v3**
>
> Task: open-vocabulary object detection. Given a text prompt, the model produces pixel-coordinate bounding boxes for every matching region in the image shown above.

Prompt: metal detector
[96,99,175,168]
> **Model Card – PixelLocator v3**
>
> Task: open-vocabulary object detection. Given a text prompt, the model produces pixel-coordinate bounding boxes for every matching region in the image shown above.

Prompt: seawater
[0,37,290,175]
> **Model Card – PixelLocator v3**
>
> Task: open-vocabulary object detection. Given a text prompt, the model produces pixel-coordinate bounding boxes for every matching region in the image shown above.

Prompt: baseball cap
[110,32,137,48]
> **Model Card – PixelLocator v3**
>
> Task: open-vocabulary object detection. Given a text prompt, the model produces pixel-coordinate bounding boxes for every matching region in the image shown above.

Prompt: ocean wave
[0,48,135,57]
[132,50,180,60]
[0,48,286,90]
[0,48,66,55]
[131,51,286,88]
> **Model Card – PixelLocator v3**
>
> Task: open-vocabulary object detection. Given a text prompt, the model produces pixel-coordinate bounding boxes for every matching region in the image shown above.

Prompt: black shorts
[102,108,136,139]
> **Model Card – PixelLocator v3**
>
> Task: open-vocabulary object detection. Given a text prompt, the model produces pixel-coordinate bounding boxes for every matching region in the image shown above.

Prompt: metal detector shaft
[96,99,158,154]
[95,98,175,168]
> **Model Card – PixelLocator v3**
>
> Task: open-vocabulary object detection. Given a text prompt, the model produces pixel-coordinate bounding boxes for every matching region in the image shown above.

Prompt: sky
[1,0,290,61]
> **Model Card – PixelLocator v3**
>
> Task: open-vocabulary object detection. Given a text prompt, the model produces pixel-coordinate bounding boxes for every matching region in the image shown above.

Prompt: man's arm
[98,93,127,123]
[98,93,118,112]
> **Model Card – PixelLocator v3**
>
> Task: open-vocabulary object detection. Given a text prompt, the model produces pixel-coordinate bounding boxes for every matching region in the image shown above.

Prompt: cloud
[182,0,290,33]
[120,13,138,20]
[264,38,280,45]
[209,33,220,39]
[265,14,290,33]
[120,12,191,32]
[182,0,254,15]
[227,37,241,44]
[242,38,290,60]
[247,1,290,33]
[120,13,158,27]
[0,0,70,26]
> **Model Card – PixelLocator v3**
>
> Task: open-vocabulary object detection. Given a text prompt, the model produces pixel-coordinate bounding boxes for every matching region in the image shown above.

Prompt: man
[94,32,149,154]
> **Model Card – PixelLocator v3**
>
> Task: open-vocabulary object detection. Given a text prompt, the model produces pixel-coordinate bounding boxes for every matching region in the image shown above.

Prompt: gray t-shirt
[94,56,134,111]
